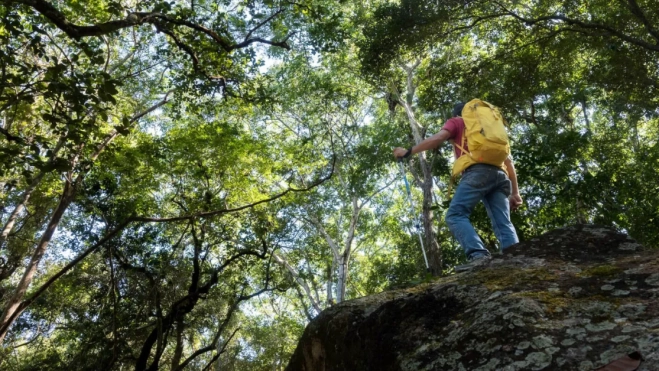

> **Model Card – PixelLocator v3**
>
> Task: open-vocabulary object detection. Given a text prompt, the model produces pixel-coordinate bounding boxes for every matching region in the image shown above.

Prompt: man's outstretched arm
[393,129,452,158]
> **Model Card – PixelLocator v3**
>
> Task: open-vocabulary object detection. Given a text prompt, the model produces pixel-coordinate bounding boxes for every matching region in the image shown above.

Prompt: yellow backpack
[451,99,510,177]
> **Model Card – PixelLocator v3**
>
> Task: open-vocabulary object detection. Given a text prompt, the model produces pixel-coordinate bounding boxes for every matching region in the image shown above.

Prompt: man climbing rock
[393,101,523,272]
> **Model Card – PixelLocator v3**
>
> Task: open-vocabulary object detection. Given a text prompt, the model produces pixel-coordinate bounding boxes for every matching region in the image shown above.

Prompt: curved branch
[134,156,335,223]
[492,1,659,52]
[10,0,137,39]
[154,24,229,88]
[11,0,292,50]
[175,327,240,371]
[245,9,284,40]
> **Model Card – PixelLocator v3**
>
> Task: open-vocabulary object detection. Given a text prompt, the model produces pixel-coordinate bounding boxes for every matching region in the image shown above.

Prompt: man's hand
[393,147,409,159]
[509,193,523,211]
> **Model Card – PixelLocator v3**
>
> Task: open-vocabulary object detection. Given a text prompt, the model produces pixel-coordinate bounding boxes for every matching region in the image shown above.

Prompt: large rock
[286,225,659,370]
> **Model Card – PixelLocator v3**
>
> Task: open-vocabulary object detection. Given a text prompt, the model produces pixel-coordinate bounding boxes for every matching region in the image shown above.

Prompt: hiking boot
[455,255,492,272]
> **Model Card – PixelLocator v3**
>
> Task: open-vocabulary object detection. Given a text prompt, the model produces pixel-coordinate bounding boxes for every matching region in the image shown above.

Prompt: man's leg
[483,178,519,251]
[445,174,490,260]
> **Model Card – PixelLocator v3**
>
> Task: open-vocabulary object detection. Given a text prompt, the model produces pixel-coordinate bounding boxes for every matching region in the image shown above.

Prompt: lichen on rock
[286,225,659,370]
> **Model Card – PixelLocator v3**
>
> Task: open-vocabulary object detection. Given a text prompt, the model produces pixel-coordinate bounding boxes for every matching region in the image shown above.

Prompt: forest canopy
[0,0,658,369]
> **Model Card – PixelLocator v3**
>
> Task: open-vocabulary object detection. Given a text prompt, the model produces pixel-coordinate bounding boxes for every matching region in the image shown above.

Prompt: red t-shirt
[441,117,467,159]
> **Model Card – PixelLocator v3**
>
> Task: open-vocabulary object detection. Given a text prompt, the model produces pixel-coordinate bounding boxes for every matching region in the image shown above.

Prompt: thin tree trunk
[395,62,443,275]
[337,196,359,303]
[631,120,640,153]
[1,134,67,249]
[0,181,75,343]
[273,253,322,313]
[581,100,591,134]
[306,215,340,305]
[0,176,40,247]
[421,175,442,275]
[214,335,222,371]
[336,255,346,303]
[326,261,334,306]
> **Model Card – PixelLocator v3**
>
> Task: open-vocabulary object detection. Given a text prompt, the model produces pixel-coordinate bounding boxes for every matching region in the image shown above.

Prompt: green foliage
[1,0,659,369]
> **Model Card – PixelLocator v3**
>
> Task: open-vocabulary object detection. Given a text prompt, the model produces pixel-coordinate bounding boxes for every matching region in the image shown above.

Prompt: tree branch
[166,262,270,371]
[273,252,322,314]
[200,327,240,371]
[10,0,136,39]
[0,126,23,143]
[305,214,341,262]
[11,0,293,51]
[231,35,293,51]
[623,0,659,43]
[245,9,284,41]
[137,266,270,370]
[2,219,133,336]
[129,89,175,123]
[175,323,239,371]
[493,1,659,52]
[134,156,335,223]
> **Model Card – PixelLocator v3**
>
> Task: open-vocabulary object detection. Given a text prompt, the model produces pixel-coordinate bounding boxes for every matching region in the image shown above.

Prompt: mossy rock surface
[286,225,659,371]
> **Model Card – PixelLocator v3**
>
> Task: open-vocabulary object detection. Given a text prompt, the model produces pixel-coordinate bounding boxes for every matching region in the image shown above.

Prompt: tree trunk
[1,135,67,249]
[273,253,322,313]
[336,255,348,303]
[336,197,358,303]
[0,173,44,248]
[396,62,443,275]
[214,336,223,371]
[0,181,75,343]
[326,261,334,306]
[171,321,184,371]
[421,175,442,276]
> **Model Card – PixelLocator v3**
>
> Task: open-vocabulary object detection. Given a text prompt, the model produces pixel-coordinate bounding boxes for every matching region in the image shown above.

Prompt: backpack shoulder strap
[447,123,470,200]
[454,120,469,157]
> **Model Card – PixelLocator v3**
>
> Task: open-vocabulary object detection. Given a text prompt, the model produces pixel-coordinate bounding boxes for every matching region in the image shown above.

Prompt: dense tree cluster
[0,0,657,369]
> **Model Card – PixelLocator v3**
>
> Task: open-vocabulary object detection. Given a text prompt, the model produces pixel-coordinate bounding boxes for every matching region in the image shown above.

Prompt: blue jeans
[446,164,519,260]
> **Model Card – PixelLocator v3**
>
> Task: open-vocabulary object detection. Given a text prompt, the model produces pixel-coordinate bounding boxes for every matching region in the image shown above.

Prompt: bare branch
[176,324,238,371]
[245,9,284,40]
[231,35,293,51]
[218,326,240,353]
[359,176,397,209]
[129,89,175,123]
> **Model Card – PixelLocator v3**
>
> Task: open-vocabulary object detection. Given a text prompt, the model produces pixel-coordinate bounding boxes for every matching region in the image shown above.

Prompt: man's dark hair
[452,102,466,117]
